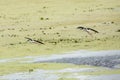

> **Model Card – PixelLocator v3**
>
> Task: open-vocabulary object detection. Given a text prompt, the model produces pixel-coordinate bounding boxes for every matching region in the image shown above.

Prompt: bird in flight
[25,37,44,44]
[77,26,99,37]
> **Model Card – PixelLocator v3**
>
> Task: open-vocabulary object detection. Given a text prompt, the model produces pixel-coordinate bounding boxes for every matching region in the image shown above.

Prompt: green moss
[0,0,120,58]
[0,36,120,58]
[58,78,77,80]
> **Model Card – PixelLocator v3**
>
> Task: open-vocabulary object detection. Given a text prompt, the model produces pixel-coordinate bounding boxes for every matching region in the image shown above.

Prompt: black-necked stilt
[77,26,99,37]
[25,37,44,44]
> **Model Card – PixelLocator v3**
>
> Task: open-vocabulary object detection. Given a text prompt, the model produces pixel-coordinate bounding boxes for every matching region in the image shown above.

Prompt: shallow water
[27,50,120,63]
[0,50,120,63]
[67,74,120,80]
[0,68,94,80]
[0,68,119,80]
[34,50,120,68]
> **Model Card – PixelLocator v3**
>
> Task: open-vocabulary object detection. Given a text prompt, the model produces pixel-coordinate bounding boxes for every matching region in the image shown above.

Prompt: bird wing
[34,40,44,44]
[87,28,99,33]
[77,26,92,36]
[77,26,84,29]
[24,37,32,40]
[25,37,44,44]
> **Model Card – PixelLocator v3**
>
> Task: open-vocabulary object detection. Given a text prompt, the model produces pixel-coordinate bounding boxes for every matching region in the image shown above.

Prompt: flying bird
[25,37,44,44]
[77,26,99,37]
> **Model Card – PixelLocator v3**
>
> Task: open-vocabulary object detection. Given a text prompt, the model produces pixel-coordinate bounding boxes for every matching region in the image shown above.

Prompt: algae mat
[0,0,120,58]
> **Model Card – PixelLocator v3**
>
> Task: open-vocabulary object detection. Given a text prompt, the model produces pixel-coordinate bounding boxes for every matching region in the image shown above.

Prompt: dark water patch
[36,55,120,68]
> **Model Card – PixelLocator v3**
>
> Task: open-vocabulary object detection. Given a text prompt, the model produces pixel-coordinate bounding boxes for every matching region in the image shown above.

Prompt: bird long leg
[84,30,93,37]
